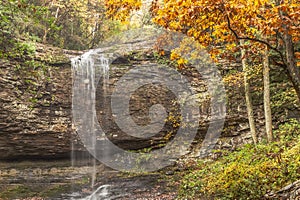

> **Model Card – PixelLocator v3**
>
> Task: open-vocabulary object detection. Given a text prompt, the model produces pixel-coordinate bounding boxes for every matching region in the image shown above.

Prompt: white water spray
[71,50,110,189]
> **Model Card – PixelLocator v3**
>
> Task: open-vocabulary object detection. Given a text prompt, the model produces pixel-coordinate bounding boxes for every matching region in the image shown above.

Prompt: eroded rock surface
[0,29,284,160]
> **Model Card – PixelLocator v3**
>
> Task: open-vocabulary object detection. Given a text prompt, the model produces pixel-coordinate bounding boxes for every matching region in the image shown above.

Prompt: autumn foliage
[105,0,142,21]
[105,0,300,101]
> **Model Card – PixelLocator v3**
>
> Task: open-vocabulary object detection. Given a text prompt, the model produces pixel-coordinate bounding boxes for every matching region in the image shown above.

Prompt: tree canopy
[0,0,122,55]
[105,0,300,102]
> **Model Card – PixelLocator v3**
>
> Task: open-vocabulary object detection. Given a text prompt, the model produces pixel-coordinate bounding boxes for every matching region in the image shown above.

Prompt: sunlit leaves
[223,71,244,87]
[105,0,141,21]
[179,128,300,199]
[149,0,299,63]
[104,0,299,61]
[104,0,300,99]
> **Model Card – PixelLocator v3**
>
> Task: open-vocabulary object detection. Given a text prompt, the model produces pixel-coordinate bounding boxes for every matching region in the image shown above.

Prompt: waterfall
[68,27,226,199]
[71,49,111,190]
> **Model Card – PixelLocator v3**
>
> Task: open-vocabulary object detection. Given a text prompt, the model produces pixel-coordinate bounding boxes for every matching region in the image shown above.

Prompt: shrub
[179,121,300,199]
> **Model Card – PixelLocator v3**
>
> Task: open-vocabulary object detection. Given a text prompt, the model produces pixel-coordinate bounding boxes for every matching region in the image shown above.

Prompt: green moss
[39,184,72,198]
[0,181,89,199]
[0,185,37,199]
[41,50,69,64]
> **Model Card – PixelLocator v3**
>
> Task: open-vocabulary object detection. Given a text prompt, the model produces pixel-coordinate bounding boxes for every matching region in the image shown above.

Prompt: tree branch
[225,15,287,67]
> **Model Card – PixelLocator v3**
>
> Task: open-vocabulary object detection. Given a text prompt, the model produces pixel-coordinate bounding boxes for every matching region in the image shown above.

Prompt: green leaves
[178,126,300,199]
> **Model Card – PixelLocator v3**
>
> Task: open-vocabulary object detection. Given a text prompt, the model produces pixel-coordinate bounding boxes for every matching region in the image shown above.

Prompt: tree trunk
[241,41,258,144]
[283,32,300,103]
[43,6,60,44]
[276,0,300,103]
[263,48,273,142]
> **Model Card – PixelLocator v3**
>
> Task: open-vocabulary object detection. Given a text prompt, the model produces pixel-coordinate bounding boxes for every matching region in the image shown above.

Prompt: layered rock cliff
[0,38,287,160]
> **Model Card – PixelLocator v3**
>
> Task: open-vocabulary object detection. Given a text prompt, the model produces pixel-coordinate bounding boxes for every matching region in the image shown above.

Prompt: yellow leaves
[247,27,258,36]
[165,112,182,128]
[209,48,221,62]
[246,64,263,79]
[170,51,187,69]
[226,43,236,51]
[192,31,200,39]
[105,0,299,75]
[169,21,182,30]
[223,72,243,87]
[177,57,187,66]
[212,28,223,38]
[253,0,260,7]
[170,52,179,60]
[153,17,167,27]
[105,0,141,21]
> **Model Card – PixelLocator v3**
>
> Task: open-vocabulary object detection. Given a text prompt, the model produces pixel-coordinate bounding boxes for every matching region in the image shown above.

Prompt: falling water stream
[71,49,111,199]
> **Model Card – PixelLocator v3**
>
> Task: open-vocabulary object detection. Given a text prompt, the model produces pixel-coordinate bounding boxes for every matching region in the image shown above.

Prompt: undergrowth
[178,119,300,199]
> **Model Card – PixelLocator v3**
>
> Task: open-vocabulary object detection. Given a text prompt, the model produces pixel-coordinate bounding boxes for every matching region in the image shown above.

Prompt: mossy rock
[35,43,70,65]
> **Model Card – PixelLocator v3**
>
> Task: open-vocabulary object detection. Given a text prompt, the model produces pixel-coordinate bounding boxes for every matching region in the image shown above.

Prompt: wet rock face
[0,50,198,160]
[96,53,186,150]
[0,59,75,160]
[96,52,268,153]
[0,43,266,160]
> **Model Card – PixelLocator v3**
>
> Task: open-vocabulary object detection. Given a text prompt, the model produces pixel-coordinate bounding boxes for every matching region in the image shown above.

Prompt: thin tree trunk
[241,40,258,144]
[43,6,60,44]
[263,47,273,142]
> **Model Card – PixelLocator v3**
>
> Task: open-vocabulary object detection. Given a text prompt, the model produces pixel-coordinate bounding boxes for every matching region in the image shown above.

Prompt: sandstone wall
[0,45,267,160]
[0,60,73,159]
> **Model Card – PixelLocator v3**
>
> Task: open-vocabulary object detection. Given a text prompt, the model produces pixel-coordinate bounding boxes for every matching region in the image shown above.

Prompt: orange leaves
[295,52,300,60]
[104,0,299,68]
[158,49,165,56]
[153,0,299,61]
